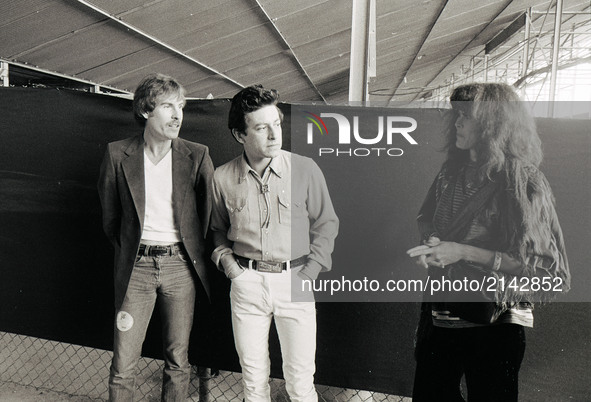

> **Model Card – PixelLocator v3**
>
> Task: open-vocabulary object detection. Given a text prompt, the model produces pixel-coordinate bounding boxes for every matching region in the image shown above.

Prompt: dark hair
[228,84,282,133]
[133,73,185,125]
[443,82,553,262]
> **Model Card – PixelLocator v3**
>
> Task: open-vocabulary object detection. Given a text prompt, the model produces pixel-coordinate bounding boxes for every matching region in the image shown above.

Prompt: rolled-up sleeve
[210,171,232,261]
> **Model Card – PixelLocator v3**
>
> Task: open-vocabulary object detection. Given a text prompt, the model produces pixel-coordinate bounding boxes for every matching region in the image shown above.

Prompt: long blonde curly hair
[443,83,555,263]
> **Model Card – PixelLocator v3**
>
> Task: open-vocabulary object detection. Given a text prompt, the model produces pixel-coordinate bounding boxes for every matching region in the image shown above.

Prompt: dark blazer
[98,135,214,309]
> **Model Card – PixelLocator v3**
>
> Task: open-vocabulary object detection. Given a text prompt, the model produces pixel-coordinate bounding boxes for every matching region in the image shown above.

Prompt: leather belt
[235,255,307,273]
[138,243,183,257]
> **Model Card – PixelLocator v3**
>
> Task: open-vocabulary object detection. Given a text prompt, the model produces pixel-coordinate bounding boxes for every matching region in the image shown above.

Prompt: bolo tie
[251,171,271,228]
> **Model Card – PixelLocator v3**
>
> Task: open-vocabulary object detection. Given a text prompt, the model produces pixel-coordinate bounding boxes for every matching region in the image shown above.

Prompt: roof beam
[73,0,244,90]
[486,12,526,54]
[253,0,327,103]
[408,0,516,103]
[387,0,449,104]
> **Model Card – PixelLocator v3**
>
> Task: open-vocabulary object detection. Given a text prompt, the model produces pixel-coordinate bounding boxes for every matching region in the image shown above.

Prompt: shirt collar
[268,153,284,178]
[238,151,285,183]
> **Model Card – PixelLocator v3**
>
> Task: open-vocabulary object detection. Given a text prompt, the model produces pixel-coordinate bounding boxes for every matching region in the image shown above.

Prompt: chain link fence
[0,331,410,401]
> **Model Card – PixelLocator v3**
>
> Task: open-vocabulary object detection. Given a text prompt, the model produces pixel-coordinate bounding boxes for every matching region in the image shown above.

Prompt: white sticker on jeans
[116,311,134,332]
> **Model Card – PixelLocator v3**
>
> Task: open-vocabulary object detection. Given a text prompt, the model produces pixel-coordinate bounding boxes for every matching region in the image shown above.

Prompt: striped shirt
[430,163,534,328]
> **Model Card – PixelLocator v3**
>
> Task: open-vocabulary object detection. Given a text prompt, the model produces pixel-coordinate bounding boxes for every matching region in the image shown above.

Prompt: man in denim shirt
[210,85,338,402]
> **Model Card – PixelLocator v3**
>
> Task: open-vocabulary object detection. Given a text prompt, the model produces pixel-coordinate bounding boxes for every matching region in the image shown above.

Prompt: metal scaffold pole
[548,0,564,117]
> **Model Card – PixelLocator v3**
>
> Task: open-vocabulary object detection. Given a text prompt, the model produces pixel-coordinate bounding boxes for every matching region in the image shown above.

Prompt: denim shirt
[211,150,339,280]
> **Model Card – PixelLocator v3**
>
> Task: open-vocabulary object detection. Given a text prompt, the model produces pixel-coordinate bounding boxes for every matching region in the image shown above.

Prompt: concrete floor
[0,381,100,401]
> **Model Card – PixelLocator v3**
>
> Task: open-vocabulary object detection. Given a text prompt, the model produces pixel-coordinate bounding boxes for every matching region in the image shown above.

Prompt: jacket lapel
[172,139,193,227]
[121,136,146,228]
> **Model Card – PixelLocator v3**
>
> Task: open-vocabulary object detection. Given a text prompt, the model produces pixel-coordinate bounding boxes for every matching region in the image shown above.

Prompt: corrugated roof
[1,0,589,103]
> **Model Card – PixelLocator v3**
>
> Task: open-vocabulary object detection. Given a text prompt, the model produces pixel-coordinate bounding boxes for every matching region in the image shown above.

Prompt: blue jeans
[109,250,196,402]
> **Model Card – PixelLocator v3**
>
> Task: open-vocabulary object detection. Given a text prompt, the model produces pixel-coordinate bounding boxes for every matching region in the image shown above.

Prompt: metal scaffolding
[423,2,591,117]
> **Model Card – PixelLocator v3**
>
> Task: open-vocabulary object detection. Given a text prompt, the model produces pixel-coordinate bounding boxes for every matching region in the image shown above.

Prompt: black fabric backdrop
[0,87,589,400]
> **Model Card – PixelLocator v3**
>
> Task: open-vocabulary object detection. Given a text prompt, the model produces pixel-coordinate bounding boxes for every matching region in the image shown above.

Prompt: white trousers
[230,267,317,402]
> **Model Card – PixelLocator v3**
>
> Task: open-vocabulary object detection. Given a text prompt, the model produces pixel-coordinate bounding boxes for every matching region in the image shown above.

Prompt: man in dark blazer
[98,73,214,401]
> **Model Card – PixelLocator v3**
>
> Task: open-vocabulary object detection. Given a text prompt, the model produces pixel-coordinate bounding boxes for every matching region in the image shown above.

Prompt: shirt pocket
[277,194,292,226]
[226,197,249,229]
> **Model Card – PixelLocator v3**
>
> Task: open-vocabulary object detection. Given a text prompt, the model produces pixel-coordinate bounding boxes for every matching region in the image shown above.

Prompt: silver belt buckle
[257,261,283,273]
